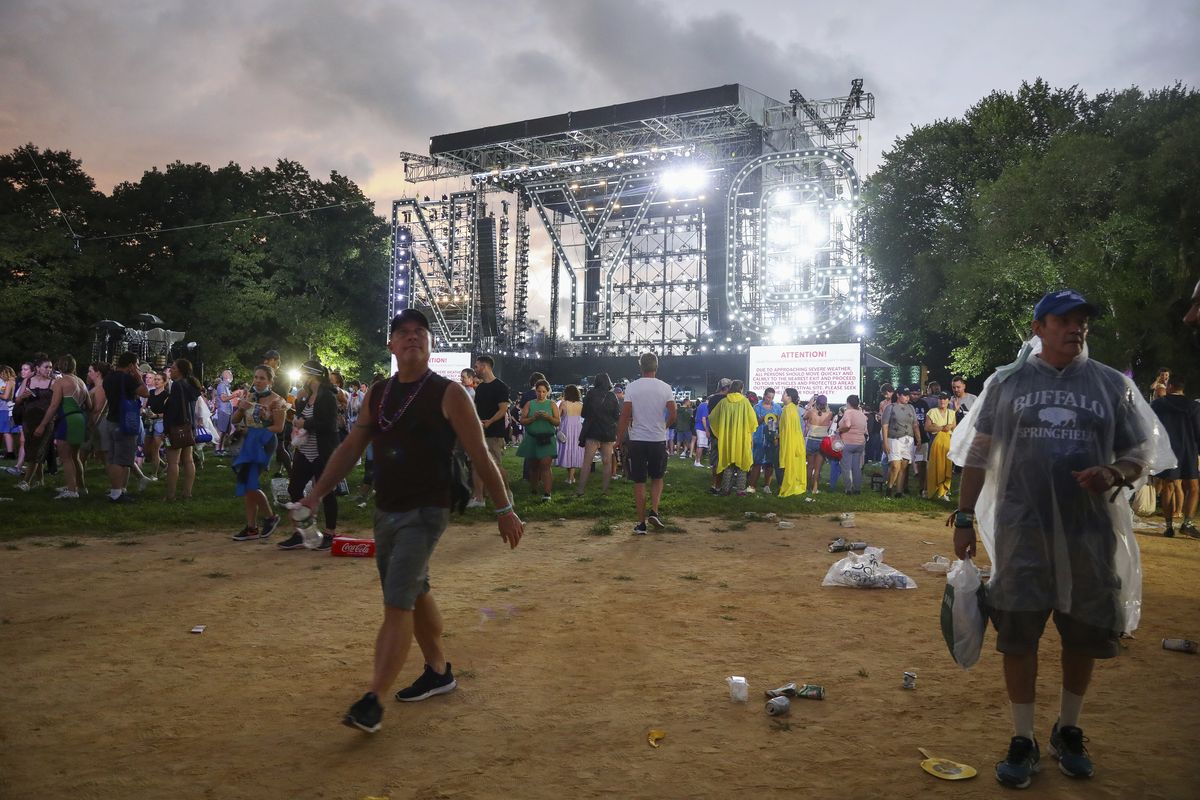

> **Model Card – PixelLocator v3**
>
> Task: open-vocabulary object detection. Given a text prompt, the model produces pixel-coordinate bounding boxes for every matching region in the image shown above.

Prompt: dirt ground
[2,513,1198,799]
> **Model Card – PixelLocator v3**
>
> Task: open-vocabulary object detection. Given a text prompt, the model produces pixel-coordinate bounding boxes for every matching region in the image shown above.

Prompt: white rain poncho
[948,338,1176,634]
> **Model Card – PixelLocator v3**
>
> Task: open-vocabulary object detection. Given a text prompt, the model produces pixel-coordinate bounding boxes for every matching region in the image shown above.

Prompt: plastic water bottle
[726,676,749,702]
[286,502,322,549]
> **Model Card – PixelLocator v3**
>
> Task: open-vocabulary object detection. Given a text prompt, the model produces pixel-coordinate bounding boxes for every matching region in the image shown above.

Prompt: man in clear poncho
[948,289,1175,789]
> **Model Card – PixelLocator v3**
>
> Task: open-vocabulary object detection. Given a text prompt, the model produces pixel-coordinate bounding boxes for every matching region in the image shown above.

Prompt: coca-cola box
[331,536,376,558]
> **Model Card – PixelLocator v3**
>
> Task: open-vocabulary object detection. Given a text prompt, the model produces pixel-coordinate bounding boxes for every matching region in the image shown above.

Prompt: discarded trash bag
[822,546,916,589]
[940,559,987,669]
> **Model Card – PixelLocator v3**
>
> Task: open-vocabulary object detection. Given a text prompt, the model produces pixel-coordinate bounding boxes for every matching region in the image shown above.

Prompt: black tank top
[369,371,455,512]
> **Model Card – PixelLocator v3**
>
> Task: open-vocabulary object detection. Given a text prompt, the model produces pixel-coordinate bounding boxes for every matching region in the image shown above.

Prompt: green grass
[0,449,956,541]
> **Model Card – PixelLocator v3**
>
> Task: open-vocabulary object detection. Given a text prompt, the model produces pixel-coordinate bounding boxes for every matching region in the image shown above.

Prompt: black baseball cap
[1033,289,1099,321]
[390,308,430,333]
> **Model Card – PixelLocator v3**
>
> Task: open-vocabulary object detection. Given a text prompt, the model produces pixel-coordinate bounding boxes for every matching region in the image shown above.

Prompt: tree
[0,145,108,366]
[864,81,1200,387]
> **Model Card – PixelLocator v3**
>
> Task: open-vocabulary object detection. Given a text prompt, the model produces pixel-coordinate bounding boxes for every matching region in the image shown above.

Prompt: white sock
[109,489,122,500]
[1059,690,1084,728]
[1011,702,1035,740]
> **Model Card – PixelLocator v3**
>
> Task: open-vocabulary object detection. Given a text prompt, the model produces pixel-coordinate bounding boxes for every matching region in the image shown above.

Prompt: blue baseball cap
[1033,289,1098,321]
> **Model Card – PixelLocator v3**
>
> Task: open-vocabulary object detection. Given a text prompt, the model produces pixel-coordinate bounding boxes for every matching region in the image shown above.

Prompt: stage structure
[393,81,874,357]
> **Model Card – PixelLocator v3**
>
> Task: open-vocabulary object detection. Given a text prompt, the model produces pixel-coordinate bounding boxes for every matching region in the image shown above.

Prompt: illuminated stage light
[659,165,707,194]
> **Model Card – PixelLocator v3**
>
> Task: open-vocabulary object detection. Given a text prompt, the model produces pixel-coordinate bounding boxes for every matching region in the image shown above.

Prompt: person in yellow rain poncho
[777,388,808,497]
[707,380,757,495]
[924,391,956,500]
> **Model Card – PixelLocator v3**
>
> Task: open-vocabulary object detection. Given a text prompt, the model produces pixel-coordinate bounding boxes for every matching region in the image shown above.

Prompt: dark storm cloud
[1,0,1197,205]
[536,0,851,106]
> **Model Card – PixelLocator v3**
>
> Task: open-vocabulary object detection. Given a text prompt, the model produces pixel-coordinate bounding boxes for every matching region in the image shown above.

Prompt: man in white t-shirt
[616,352,677,534]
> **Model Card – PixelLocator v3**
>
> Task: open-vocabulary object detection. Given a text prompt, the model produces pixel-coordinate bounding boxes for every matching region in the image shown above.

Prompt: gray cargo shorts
[373,507,450,610]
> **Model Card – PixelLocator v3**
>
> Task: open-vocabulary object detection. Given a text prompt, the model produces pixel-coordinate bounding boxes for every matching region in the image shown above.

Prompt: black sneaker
[1164,525,1175,538]
[647,512,665,530]
[1180,521,1199,539]
[633,522,648,535]
[276,532,306,550]
[342,692,383,733]
[394,663,456,702]
[317,533,333,550]
[995,735,1041,789]
[231,526,260,542]
[260,515,281,538]
[707,487,721,496]
[1049,721,1094,778]
[110,492,137,504]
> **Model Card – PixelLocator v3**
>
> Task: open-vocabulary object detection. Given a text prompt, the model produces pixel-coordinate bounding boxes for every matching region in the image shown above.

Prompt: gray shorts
[990,607,1120,660]
[374,507,450,610]
[100,418,137,467]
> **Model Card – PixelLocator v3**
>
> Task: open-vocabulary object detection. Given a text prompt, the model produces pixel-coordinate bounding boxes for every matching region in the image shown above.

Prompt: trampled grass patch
[1,449,954,541]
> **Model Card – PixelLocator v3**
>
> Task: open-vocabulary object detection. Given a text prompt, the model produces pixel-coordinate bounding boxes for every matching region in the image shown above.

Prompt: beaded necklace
[376,369,433,432]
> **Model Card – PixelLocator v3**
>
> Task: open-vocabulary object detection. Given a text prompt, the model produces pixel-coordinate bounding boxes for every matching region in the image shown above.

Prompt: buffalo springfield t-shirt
[473,377,510,438]
[967,356,1149,626]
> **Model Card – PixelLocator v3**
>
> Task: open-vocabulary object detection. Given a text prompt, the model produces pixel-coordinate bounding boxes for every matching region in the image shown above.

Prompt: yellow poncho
[778,403,808,497]
[708,392,757,473]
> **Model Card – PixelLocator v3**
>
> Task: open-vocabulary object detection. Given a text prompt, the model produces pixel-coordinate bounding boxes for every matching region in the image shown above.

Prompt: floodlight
[659,165,707,193]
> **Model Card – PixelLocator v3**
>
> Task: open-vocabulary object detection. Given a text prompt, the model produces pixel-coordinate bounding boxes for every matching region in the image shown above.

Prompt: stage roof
[429,84,783,160]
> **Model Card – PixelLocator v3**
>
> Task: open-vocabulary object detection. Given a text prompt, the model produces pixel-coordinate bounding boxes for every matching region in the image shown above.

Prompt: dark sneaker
[260,515,281,538]
[1164,525,1175,538]
[395,663,456,702]
[1180,521,1200,539]
[1050,721,1094,778]
[647,512,665,530]
[231,526,260,542]
[995,735,1040,789]
[541,493,552,502]
[633,522,648,535]
[317,533,333,550]
[110,492,137,504]
[276,532,306,550]
[342,692,383,733]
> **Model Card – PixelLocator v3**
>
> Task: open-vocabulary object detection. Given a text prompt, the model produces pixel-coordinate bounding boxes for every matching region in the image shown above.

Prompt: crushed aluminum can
[902,671,917,690]
[1162,638,1198,654]
[796,684,825,700]
[765,682,798,699]
[765,696,791,716]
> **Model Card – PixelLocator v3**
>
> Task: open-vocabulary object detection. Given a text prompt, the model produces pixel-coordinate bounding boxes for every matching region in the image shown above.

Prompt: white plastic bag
[822,546,917,589]
[271,477,291,504]
[1132,484,1156,517]
[940,559,986,670]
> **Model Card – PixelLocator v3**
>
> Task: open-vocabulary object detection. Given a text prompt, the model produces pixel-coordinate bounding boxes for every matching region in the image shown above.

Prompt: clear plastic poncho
[948,338,1176,634]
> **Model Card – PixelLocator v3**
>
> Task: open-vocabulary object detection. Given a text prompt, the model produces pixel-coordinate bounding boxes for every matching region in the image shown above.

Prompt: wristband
[494,504,514,516]
[953,510,975,529]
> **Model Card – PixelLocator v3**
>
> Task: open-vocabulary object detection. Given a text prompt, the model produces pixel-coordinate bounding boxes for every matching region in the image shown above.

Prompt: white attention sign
[390,351,473,382]
[747,343,862,405]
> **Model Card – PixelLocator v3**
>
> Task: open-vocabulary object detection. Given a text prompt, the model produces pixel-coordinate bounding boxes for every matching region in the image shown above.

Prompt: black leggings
[288,451,338,531]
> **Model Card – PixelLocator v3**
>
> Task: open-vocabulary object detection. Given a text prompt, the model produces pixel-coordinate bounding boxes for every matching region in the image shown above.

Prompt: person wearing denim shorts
[301,309,524,735]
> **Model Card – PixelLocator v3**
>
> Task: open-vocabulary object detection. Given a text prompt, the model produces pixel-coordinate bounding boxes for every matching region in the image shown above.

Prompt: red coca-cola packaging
[330,536,376,558]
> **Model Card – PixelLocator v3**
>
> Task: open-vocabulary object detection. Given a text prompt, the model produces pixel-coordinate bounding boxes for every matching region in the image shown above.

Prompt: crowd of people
[4,283,1199,775]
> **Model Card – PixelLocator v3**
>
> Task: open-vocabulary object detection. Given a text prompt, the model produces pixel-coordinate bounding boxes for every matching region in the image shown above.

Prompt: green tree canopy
[864,80,1200,388]
[1,148,391,381]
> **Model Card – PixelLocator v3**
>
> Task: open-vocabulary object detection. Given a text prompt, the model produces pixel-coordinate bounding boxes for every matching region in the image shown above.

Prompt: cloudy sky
[2,0,1197,323]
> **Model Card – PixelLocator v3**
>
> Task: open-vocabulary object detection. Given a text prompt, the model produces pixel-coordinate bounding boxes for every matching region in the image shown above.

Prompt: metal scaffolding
[391,81,874,355]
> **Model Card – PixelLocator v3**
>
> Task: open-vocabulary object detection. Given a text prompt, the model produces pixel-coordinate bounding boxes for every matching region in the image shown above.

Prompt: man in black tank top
[300,309,524,734]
